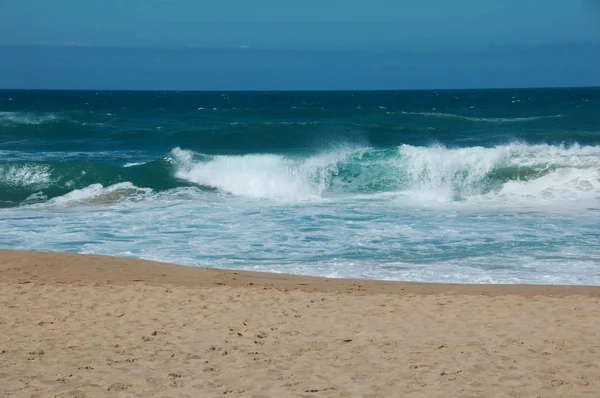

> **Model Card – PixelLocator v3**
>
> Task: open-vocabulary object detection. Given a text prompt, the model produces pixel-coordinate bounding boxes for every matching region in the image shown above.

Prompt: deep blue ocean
[1,88,600,284]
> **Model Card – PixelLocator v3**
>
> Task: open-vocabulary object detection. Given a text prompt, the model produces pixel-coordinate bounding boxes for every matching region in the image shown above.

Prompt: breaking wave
[2,143,600,207]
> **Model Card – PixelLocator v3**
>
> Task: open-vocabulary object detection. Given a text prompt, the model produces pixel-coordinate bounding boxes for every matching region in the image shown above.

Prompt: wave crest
[3,143,600,207]
[399,111,563,123]
[397,143,600,202]
[171,143,600,203]
[0,111,61,126]
[171,147,362,200]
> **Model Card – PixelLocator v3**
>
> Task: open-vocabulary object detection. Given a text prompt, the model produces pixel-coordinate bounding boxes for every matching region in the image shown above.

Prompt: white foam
[0,164,51,187]
[171,147,362,200]
[165,143,600,207]
[23,191,48,204]
[3,157,600,285]
[122,162,146,168]
[398,144,506,199]
[396,143,600,205]
[44,182,153,207]
[0,111,60,125]
[497,167,600,202]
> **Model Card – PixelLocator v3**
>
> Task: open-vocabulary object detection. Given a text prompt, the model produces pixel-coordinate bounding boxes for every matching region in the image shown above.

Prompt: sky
[1,0,599,90]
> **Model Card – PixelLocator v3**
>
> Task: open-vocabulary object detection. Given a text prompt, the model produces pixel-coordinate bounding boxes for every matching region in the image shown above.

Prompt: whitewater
[1,88,600,284]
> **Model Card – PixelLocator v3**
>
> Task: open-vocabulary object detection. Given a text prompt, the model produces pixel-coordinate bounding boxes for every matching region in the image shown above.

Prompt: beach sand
[1,250,600,397]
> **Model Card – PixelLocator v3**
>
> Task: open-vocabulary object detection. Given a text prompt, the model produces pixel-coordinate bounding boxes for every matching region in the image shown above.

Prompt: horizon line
[1,86,599,93]
[2,41,600,53]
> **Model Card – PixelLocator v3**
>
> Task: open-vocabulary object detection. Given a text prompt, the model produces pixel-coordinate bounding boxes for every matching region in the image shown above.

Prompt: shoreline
[2,249,600,297]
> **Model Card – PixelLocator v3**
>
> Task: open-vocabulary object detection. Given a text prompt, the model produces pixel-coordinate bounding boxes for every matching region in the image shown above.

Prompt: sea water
[1,88,600,284]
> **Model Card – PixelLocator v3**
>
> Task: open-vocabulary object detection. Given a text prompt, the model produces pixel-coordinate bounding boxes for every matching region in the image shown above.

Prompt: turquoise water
[1,88,600,284]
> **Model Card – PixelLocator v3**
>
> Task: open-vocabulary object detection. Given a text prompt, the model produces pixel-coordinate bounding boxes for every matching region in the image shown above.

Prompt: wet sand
[1,250,600,397]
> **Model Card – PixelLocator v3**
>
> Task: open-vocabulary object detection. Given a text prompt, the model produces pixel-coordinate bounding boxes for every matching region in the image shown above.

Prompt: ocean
[1,88,600,284]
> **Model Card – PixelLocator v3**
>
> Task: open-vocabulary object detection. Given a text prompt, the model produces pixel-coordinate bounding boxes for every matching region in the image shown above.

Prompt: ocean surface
[1,88,600,284]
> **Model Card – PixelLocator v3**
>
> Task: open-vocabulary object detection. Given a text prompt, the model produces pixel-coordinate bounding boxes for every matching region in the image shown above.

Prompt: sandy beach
[1,250,600,397]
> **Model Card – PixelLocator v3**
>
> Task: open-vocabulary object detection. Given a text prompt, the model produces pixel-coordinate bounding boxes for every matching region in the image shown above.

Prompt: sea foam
[0,111,60,126]
[166,143,600,206]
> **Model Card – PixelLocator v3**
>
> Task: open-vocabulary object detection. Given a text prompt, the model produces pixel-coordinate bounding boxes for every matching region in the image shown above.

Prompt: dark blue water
[1,88,600,284]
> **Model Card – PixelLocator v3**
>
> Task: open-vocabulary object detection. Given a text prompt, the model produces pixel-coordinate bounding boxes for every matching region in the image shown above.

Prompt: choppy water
[1,88,600,284]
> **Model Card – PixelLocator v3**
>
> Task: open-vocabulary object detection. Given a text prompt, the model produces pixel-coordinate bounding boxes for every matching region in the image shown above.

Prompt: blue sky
[1,0,599,89]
